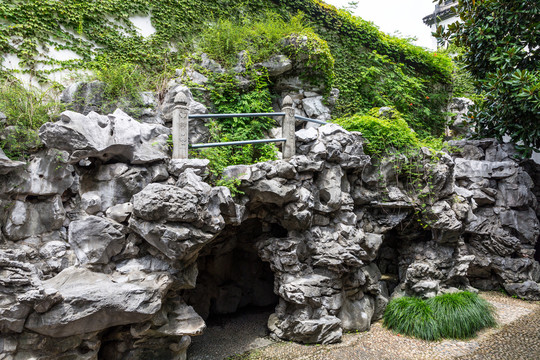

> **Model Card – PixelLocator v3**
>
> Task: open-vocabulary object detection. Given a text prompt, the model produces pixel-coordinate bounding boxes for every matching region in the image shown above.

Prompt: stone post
[282,95,295,159]
[172,92,189,159]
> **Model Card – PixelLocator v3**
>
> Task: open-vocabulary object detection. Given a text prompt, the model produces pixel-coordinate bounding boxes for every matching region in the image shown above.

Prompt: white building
[422,1,458,49]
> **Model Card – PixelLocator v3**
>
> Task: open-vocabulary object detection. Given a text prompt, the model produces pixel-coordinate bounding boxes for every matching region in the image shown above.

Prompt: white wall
[2,15,154,87]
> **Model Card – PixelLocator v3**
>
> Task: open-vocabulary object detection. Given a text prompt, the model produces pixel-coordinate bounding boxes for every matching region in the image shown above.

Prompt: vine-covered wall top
[0,0,453,137]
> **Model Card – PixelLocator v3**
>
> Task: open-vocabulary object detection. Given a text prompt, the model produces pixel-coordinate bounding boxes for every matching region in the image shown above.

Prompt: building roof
[423,1,457,26]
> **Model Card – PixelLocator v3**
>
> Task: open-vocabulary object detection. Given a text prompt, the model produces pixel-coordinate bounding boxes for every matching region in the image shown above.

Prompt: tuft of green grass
[383,296,441,341]
[426,291,497,339]
[383,291,497,341]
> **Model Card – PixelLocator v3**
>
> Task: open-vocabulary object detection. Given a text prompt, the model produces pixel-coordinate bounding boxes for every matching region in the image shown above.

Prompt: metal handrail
[189,112,285,119]
[294,115,328,125]
[190,138,286,149]
[172,94,328,159]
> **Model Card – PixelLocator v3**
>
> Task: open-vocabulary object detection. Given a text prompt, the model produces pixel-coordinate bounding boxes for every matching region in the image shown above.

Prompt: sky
[324,0,438,50]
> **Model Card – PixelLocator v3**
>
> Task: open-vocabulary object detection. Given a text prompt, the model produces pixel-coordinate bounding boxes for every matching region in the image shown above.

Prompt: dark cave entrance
[184,218,282,359]
[374,213,434,296]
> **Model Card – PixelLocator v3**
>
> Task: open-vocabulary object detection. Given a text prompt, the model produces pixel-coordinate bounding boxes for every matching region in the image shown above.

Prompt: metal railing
[171,93,327,159]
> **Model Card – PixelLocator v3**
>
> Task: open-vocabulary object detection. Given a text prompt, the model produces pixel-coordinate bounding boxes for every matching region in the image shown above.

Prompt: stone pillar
[172,92,189,159]
[282,95,295,159]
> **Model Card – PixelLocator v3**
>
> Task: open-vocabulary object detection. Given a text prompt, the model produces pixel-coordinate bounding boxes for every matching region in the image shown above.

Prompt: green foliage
[277,0,454,136]
[0,0,281,82]
[197,12,309,67]
[216,176,244,197]
[383,296,440,341]
[333,108,420,156]
[282,31,335,90]
[435,0,540,154]
[383,292,497,341]
[191,62,278,180]
[0,79,64,159]
[426,292,497,339]
[95,63,147,101]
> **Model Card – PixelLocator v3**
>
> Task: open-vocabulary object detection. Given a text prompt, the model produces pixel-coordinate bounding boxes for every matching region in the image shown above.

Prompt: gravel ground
[190,292,540,360]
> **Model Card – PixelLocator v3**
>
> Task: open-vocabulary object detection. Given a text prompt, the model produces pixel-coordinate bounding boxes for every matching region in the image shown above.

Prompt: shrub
[333,108,420,156]
[383,292,497,341]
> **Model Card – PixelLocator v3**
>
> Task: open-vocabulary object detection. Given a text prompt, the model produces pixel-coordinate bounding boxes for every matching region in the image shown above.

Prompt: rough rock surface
[1,110,539,360]
[39,109,170,164]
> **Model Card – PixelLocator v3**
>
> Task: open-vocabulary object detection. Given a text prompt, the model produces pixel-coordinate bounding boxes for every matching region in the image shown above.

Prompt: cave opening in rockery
[184,219,284,358]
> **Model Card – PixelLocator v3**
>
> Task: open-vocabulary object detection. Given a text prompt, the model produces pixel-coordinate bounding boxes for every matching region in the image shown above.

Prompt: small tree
[435,0,540,155]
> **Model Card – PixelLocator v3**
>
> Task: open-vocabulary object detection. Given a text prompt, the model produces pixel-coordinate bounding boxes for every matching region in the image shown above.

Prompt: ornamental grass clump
[383,291,497,341]
[426,291,497,339]
[383,296,441,341]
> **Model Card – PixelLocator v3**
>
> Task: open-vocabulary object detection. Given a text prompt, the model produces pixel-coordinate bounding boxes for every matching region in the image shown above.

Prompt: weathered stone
[261,55,293,76]
[168,158,210,177]
[106,202,133,223]
[80,163,160,212]
[454,158,517,179]
[244,179,298,206]
[25,267,171,337]
[0,148,25,175]
[68,216,125,265]
[301,96,330,120]
[3,196,65,241]
[132,183,199,222]
[39,109,170,164]
[338,295,375,331]
[0,151,74,195]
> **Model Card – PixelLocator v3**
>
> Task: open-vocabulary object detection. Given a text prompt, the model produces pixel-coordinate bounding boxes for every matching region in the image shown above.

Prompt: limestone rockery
[1,108,539,359]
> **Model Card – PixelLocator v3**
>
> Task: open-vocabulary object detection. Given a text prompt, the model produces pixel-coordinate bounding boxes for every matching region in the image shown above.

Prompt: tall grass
[383,297,441,341]
[197,12,310,66]
[426,291,496,339]
[0,79,64,159]
[383,291,497,341]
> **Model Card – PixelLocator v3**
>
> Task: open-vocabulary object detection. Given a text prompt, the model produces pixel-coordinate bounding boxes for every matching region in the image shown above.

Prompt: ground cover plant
[383,291,497,340]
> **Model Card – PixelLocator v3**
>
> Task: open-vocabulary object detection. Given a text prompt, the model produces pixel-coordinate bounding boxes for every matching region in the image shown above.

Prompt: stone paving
[219,292,540,360]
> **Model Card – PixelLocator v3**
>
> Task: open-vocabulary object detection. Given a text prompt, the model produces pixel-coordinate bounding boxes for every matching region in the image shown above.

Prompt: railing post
[172,92,189,159]
[282,95,295,159]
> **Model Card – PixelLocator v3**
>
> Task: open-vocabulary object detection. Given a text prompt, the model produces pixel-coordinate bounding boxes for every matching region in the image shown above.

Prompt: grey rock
[301,96,330,118]
[68,216,125,265]
[168,159,210,177]
[132,183,200,222]
[503,281,540,301]
[262,55,293,76]
[106,202,133,223]
[0,148,25,175]
[3,196,65,241]
[39,109,170,164]
[454,158,517,179]
[200,53,225,74]
[25,267,171,337]
[245,179,298,206]
[0,151,74,196]
[338,295,375,331]
[79,163,160,212]
[60,81,106,115]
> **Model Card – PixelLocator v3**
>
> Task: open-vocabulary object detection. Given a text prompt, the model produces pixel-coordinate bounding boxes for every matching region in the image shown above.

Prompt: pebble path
[220,292,540,360]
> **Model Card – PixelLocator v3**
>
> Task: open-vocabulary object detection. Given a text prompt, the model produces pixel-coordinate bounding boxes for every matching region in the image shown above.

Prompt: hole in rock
[185,219,280,359]
[534,236,540,263]
[375,229,401,295]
